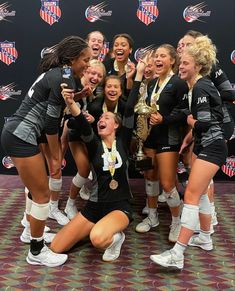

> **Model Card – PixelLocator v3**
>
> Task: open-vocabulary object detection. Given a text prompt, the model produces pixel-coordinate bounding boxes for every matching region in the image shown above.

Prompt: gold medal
[109,179,118,190]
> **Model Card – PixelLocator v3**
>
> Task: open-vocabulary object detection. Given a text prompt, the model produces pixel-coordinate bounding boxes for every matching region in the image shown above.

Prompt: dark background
[0,0,234,180]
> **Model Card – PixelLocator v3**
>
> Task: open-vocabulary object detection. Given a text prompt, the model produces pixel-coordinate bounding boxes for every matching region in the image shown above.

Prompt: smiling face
[71,47,92,78]
[97,112,119,137]
[143,57,156,80]
[179,52,200,83]
[113,37,132,62]
[83,64,105,90]
[87,31,104,59]
[154,47,175,77]
[104,77,122,103]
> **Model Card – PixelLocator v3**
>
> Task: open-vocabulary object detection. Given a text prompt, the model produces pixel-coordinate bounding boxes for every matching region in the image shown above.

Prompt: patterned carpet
[0,175,234,290]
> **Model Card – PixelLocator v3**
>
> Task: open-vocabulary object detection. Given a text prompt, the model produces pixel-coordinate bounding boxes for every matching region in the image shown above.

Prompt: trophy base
[130,156,153,171]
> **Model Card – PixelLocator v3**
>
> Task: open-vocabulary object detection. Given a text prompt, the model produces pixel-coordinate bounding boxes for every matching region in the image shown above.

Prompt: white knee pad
[181,204,199,231]
[164,187,181,208]
[72,173,88,188]
[30,201,49,221]
[145,180,159,197]
[49,177,62,192]
[25,195,32,215]
[199,194,211,215]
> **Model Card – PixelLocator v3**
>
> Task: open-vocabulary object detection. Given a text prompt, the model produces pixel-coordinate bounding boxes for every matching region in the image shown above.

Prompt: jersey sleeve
[210,64,235,102]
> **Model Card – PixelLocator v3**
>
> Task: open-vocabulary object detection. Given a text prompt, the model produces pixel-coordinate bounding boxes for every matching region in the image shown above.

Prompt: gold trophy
[133,83,158,171]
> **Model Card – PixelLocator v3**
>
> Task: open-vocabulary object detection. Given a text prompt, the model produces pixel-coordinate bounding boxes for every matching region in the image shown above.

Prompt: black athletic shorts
[193,139,228,167]
[81,199,133,224]
[1,127,40,157]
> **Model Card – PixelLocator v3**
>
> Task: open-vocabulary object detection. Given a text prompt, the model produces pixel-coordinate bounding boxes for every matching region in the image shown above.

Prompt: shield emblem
[137,0,159,26]
[221,156,235,177]
[40,0,61,26]
[0,41,18,65]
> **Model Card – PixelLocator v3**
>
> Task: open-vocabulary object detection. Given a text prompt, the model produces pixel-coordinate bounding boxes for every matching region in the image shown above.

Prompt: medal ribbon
[102,140,117,179]
[150,70,174,107]
[102,102,118,113]
[188,74,203,111]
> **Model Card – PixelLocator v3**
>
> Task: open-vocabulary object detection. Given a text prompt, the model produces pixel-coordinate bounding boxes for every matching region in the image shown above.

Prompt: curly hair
[184,35,217,76]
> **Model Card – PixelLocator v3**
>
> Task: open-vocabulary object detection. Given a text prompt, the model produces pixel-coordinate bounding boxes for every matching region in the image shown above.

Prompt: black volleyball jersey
[146,74,189,145]
[191,77,224,147]
[68,81,141,203]
[4,67,69,145]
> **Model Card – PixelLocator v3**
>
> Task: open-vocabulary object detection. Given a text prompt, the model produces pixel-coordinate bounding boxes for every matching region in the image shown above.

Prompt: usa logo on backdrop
[85,2,112,23]
[0,83,22,101]
[221,156,235,178]
[183,2,211,23]
[40,0,61,26]
[0,41,18,65]
[98,42,110,62]
[231,50,235,64]
[0,2,16,22]
[136,0,159,26]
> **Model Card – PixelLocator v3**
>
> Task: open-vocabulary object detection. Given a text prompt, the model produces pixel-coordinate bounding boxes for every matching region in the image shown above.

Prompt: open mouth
[156,64,163,69]
[98,123,106,130]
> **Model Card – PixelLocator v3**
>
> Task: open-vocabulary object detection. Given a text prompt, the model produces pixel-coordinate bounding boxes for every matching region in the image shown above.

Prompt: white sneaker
[79,185,90,200]
[150,249,184,269]
[168,223,181,243]
[64,203,78,220]
[20,227,56,244]
[158,193,166,203]
[49,208,70,226]
[188,234,213,251]
[21,212,50,232]
[26,245,68,267]
[135,216,159,233]
[102,232,125,262]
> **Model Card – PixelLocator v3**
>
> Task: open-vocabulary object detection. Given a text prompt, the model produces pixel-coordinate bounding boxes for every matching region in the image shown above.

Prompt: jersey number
[27,73,46,98]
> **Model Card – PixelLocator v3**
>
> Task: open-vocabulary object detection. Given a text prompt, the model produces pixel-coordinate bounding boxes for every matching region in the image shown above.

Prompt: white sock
[50,200,59,210]
[173,241,186,256]
[148,208,157,217]
[172,216,180,225]
[199,230,211,241]
[67,197,76,206]
[30,235,44,241]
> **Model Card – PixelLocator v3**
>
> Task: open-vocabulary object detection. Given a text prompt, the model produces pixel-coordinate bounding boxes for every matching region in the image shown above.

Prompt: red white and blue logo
[137,1,159,26]
[98,42,110,62]
[0,41,18,65]
[0,2,16,22]
[40,0,61,26]
[221,156,235,178]
[183,2,211,23]
[0,83,22,101]
[230,50,235,64]
[2,156,15,169]
[85,2,112,23]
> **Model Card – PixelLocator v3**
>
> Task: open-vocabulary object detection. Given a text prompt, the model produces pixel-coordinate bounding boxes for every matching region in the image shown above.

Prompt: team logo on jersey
[98,42,110,62]
[0,41,18,65]
[136,1,159,26]
[2,156,15,169]
[40,0,61,26]
[221,156,235,177]
[230,50,235,64]
[0,83,22,101]
[183,2,211,23]
[85,2,112,23]
[0,2,16,22]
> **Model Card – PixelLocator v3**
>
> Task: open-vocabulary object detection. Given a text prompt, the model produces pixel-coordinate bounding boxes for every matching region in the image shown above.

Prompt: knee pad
[199,194,211,215]
[164,187,181,208]
[49,177,62,192]
[145,180,159,197]
[72,173,88,188]
[25,195,32,215]
[181,204,199,231]
[30,201,49,221]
